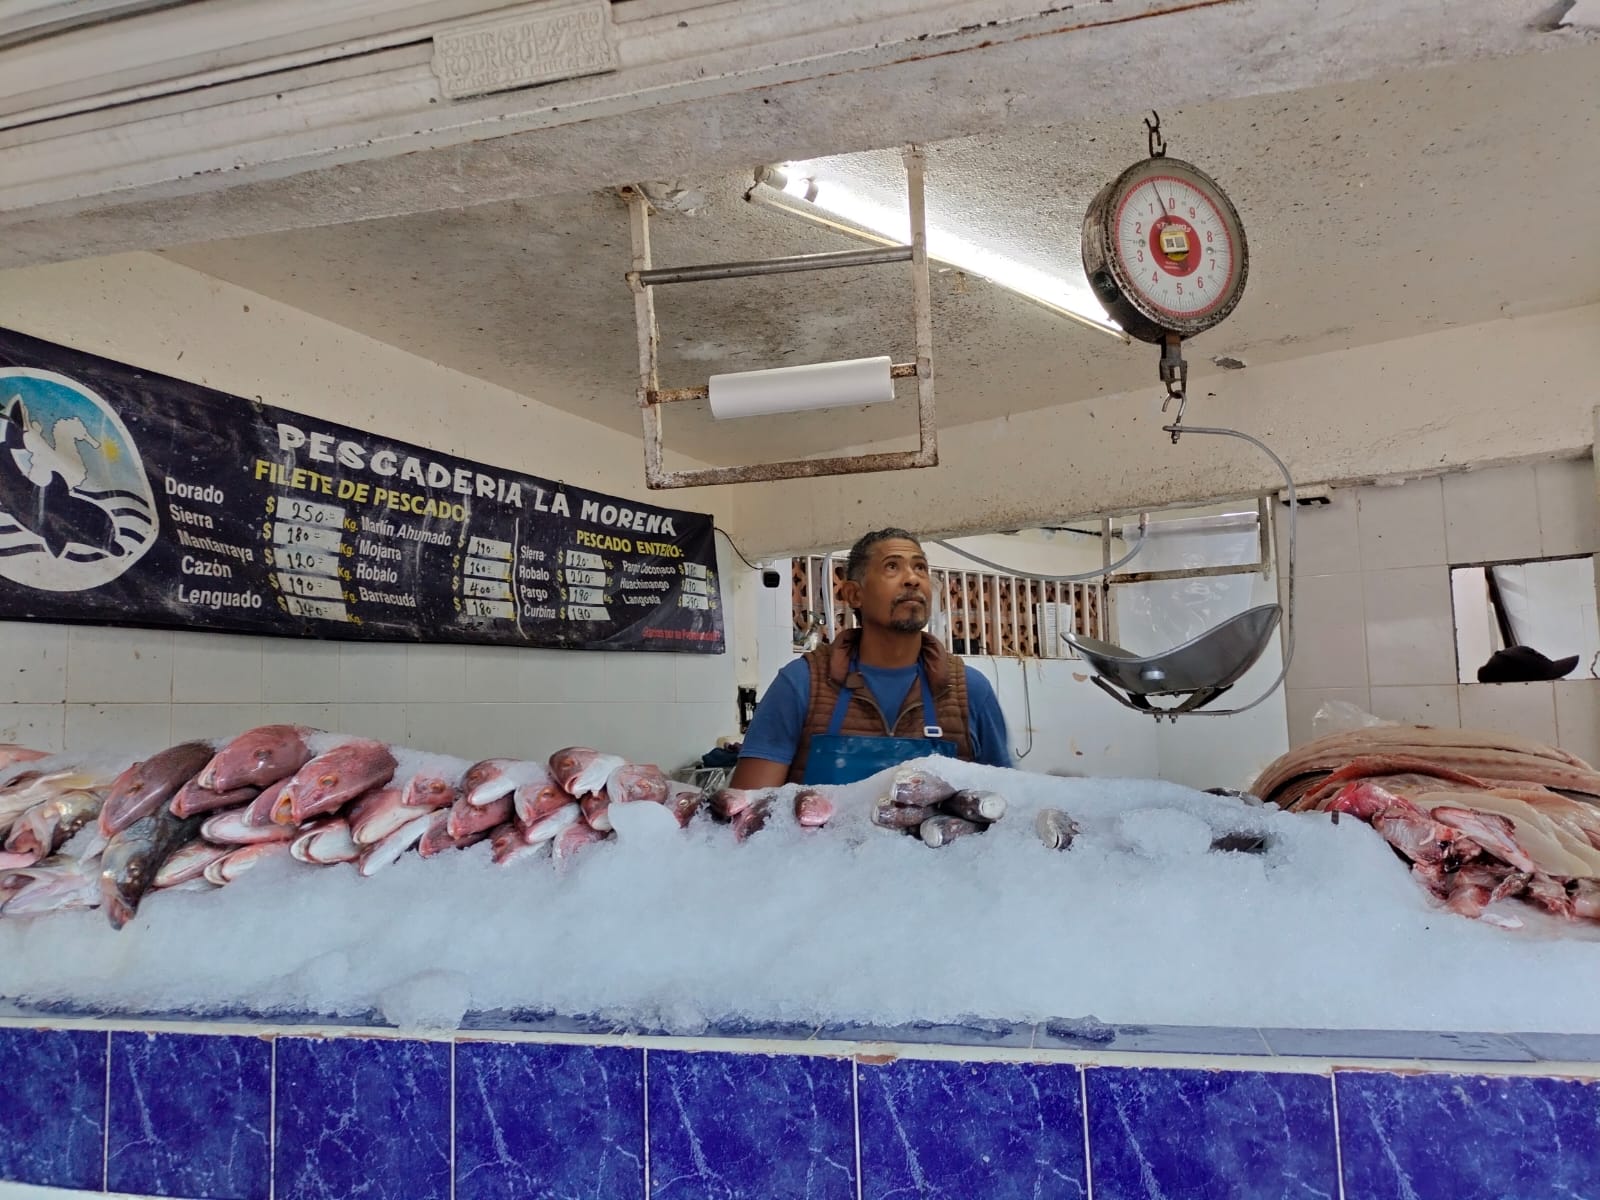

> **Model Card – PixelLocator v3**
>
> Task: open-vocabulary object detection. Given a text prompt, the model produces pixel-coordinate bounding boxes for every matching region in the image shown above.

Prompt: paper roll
[707,356,895,420]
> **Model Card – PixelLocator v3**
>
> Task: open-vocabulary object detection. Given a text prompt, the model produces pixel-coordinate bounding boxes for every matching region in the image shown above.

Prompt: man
[731,528,1012,788]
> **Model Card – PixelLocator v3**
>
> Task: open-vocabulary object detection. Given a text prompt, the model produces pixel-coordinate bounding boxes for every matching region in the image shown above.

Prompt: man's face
[846,538,932,633]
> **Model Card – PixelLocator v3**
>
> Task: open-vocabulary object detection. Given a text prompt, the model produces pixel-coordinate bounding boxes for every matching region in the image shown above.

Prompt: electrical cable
[714,526,764,572]
[930,515,1149,582]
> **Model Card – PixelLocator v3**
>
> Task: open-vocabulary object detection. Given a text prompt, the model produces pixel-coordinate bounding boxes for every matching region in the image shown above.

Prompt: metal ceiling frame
[624,144,939,490]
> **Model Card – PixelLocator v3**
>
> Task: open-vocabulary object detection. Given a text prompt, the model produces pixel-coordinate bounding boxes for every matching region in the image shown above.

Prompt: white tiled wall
[1280,458,1599,763]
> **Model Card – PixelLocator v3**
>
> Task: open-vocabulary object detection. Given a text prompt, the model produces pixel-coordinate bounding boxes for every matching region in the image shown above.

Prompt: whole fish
[243,778,292,826]
[732,801,769,842]
[290,819,360,866]
[462,759,521,807]
[153,840,232,889]
[6,789,103,863]
[579,793,612,833]
[514,776,575,827]
[419,810,494,858]
[920,815,982,848]
[941,790,1006,824]
[276,740,396,824]
[665,781,702,829]
[205,841,292,886]
[793,789,835,828]
[101,741,214,835]
[548,747,626,798]
[553,821,608,862]
[170,778,258,819]
[3,769,108,834]
[401,772,458,810]
[357,811,434,877]
[890,767,957,808]
[492,825,552,865]
[1035,809,1080,851]
[202,807,296,846]
[873,799,933,831]
[607,763,670,806]
[102,808,207,928]
[447,793,510,840]
[197,725,312,793]
[710,788,765,821]
[349,788,438,847]
[525,802,582,845]
[2,856,101,916]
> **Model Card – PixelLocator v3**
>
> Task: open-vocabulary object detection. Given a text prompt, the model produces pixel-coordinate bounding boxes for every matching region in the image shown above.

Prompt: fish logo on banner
[0,369,156,591]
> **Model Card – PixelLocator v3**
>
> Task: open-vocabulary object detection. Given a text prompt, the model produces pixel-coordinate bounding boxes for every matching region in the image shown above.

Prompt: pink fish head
[794,789,835,828]
[462,758,513,796]
[199,725,313,792]
[514,779,576,827]
[402,774,458,810]
[100,741,213,836]
[283,741,397,823]
[607,764,670,806]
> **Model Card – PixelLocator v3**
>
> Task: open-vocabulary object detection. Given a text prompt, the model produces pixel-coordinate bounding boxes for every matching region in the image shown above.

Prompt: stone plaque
[432,0,618,100]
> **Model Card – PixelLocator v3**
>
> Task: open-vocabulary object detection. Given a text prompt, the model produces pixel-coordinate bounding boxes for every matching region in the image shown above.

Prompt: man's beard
[888,610,929,633]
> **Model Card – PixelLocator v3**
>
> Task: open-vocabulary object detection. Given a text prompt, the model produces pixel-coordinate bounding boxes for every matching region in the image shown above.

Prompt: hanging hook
[1145,110,1167,158]
[1012,658,1034,761]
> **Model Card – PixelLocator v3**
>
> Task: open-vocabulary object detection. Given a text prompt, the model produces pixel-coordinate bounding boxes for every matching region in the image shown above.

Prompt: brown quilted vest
[787,629,972,784]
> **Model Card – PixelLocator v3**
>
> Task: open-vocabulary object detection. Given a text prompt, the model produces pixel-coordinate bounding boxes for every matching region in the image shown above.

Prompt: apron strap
[825,660,945,740]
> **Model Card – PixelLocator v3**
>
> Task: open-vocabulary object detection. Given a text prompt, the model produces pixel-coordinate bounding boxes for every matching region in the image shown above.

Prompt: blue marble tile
[859,1058,1086,1200]
[815,1018,1035,1048]
[1037,1021,1272,1056]
[1259,1028,1534,1063]
[648,1049,855,1200]
[106,1031,271,1200]
[0,1026,106,1189]
[1335,1070,1600,1200]
[1509,1031,1600,1063]
[455,1041,643,1200]
[1086,1066,1338,1200]
[275,1036,450,1200]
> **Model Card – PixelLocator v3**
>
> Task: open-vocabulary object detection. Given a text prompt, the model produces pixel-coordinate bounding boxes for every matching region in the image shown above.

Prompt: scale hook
[1145,111,1167,158]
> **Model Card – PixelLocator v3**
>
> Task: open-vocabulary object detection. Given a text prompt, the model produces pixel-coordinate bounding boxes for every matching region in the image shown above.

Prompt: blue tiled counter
[2,1019,1598,1200]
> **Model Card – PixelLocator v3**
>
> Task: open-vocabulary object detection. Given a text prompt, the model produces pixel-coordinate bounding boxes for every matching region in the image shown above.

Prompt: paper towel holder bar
[624,144,939,490]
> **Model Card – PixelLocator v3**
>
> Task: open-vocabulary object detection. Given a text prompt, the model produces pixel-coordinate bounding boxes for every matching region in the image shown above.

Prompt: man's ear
[839,578,863,611]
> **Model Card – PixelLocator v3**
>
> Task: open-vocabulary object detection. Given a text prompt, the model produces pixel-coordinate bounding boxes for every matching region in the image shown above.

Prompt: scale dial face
[1082,155,1248,344]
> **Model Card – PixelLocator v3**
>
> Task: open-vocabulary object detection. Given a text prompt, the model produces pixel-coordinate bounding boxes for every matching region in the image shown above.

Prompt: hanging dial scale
[1081,113,1248,438]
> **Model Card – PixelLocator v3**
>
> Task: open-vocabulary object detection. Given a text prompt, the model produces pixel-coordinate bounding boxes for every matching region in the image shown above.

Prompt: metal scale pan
[1062,604,1283,718]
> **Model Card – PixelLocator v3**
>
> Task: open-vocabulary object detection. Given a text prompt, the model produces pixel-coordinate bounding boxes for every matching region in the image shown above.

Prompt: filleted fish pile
[1252,726,1600,928]
[0,727,843,929]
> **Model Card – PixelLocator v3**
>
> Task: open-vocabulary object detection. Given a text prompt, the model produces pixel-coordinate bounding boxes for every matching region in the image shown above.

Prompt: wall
[1279,458,1600,762]
[0,254,740,765]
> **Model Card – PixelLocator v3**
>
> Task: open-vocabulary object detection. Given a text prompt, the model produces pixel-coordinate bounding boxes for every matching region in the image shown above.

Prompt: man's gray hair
[844,527,922,585]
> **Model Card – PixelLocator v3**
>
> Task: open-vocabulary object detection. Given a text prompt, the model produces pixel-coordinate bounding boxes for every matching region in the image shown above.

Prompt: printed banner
[0,328,724,653]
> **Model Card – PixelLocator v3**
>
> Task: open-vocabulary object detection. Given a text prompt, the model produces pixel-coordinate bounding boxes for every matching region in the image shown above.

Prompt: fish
[732,801,769,842]
[920,815,982,848]
[243,778,292,826]
[348,788,434,847]
[401,772,458,811]
[710,788,765,821]
[524,802,583,846]
[5,789,103,863]
[1209,832,1271,855]
[0,745,49,772]
[153,840,232,889]
[1035,809,1080,851]
[462,758,532,808]
[290,819,360,866]
[197,725,312,793]
[579,793,612,833]
[2,856,102,916]
[548,747,626,798]
[276,740,397,824]
[202,807,296,846]
[101,808,207,929]
[873,799,932,831]
[492,825,552,865]
[607,763,670,806]
[1432,806,1538,874]
[889,767,957,808]
[418,810,494,858]
[793,789,834,828]
[204,841,292,886]
[100,741,215,835]
[447,793,511,840]
[665,781,703,828]
[553,821,608,861]
[513,775,575,827]
[357,812,433,877]
[941,790,1006,824]
[3,769,109,833]
[169,779,258,819]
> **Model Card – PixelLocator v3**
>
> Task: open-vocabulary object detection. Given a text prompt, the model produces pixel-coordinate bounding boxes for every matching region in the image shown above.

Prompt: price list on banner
[0,328,724,653]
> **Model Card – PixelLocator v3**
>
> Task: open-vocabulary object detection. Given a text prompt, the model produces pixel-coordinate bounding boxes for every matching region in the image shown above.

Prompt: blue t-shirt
[740,658,1013,770]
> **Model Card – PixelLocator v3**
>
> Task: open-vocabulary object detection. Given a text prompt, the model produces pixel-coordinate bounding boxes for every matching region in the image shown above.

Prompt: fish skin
[401,773,458,810]
[243,778,292,826]
[607,764,670,806]
[419,810,494,858]
[525,803,582,845]
[462,759,515,807]
[0,745,49,772]
[350,789,440,847]
[553,821,607,861]
[6,790,102,863]
[710,788,765,821]
[1035,809,1080,850]
[2,856,101,916]
[277,741,397,824]
[202,807,296,846]
[793,789,834,828]
[197,725,312,793]
[873,799,932,831]
[492,825,552,865]
[513,778,575,827]
[101,808,207,929]
[357,812,433,877]
[3,769,110,834]
[447,793,510,840]
[920,815,982,848]
[665,782,702,829]
[153,840,231,889]
[579,793,612,833]
[1432,806,1539,873]
[290,819,359,865]
[206,841,292,886]
[732,801,769,842]
[890,767,957,808]
[169,779,258,819]
[548,747,625,798]
[941,790,1006,824]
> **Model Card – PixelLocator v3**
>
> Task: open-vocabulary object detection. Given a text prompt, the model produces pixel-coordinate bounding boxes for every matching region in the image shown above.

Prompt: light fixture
[749,163,1128,342]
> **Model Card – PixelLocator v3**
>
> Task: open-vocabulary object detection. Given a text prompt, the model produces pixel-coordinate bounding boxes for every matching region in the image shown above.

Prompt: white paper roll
[707,356,895,420]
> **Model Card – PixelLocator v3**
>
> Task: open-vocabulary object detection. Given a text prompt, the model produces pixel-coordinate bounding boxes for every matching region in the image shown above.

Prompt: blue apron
[801,661,958,786]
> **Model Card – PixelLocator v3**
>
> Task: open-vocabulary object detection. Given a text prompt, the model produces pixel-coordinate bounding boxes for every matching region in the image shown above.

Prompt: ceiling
[164,39,1600,466]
